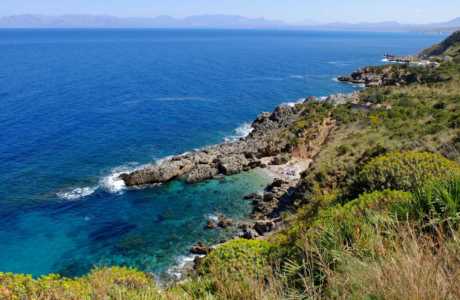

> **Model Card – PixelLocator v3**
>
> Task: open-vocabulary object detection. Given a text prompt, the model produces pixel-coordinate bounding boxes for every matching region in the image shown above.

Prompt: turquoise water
[0,29,444,277]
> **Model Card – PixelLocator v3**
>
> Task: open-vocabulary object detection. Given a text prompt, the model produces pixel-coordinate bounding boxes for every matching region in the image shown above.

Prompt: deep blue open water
[0,29,443,277]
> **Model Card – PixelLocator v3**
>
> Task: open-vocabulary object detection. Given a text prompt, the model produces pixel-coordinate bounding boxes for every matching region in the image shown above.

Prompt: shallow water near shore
[0,29,444,277]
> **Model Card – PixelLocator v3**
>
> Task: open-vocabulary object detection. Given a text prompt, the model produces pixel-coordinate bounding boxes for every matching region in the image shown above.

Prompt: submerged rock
[243,192,262,200]
[204,214,233,230]
[217,215,233,228]
[88,221,137,242]
[205,219,218,230]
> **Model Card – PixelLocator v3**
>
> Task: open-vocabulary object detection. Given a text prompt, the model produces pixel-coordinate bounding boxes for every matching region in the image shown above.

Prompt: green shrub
[336,144,351,156]
[412,178,460,229]
[278,190,413,291]
[357,151,460,193]
[0,267,157,300]
[199,239,272,276]
[307,190,413,257]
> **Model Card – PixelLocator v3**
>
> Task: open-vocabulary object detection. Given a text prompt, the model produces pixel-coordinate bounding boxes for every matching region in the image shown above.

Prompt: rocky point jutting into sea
[119,92,358,246]
[120,92,359,187]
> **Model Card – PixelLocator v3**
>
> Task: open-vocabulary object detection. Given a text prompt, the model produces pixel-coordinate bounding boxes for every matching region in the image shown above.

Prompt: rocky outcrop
[120,104,303,187]
[249,178,297,220]
[253,220,276,236]
[204,214,233,230]
[337,64,447,88]
[236,219,280,239]
[384,54,416,63]
[323,92,360,106]
[190,242,211,255]
[239,227,259,240]
[205,219,217,229]
[217,215,233,228]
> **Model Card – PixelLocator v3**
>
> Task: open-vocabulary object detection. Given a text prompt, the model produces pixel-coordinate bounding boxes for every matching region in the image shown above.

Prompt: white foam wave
[328,61,350,66]
[99,164,142,194]
[206,213,219,222]
[166,254,205,280]
[154,155,174,166]
[57,186,98,201]
[289,75,304,79]
[282,98,306,107]
[56,162,155,200]
[349,83,366,88]
[224,122,254,142]
[235,123,253,137]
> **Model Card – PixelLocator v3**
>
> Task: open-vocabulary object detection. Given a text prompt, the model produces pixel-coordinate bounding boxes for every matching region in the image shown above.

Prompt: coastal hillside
[420,30,460,59]
[2,31,460,299]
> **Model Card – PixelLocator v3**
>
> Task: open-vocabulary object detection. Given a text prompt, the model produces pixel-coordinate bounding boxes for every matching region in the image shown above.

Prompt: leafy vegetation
[357,151,460,192]
[198,239,272,275]
[420,30,460,58]
[0,267,160,300]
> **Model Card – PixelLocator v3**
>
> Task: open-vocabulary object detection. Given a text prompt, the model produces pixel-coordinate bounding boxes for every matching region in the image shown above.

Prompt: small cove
[0,29,444,276]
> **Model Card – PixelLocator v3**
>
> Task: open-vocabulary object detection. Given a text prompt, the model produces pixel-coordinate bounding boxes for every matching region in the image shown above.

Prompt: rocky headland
[119,93,356,269]
[120,93,356,190]
[120,104,301,187]
[337,63,446,87]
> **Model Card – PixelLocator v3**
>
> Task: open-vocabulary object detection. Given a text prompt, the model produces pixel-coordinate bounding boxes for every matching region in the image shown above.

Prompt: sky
[1,0,459,24]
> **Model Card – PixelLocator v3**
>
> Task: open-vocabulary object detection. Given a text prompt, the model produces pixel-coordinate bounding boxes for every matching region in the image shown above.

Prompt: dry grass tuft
[331,227,460,300]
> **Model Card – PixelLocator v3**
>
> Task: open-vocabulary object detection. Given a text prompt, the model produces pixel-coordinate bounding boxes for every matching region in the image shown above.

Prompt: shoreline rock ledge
[119,103,304,187]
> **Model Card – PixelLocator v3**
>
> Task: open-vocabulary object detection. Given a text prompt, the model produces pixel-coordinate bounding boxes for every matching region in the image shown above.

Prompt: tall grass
[412,178,460,229]
[330,226,460,300]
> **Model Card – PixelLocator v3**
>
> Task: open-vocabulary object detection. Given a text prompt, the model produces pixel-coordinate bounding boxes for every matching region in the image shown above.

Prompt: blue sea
[0,29,443,277]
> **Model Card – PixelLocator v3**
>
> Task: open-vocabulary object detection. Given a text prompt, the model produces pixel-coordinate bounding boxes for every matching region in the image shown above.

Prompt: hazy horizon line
[0,13,458,26]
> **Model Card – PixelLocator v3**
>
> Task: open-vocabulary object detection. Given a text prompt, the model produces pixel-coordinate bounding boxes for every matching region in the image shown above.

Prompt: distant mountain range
[0,14,459,32]
[0,14,287,29]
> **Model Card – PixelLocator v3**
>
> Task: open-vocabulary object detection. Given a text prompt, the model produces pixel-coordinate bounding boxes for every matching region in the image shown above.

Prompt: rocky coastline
[166,53,454,278]
[120,92,356,226]
[337,61,445,87]
[383,53,416,63]
[122,92,358,280]
[119,91,359,189]
[135,31,460,284]
[119,104,302,187]
[124,53,449,279]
